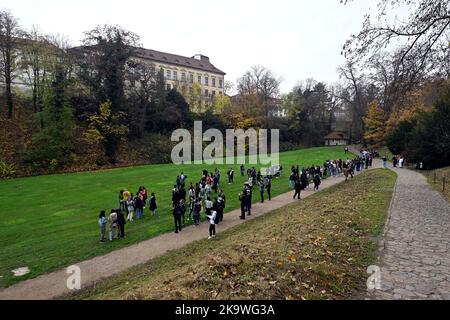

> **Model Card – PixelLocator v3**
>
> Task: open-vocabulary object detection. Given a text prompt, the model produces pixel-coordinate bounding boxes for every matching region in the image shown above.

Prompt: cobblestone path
[369,167,450,300]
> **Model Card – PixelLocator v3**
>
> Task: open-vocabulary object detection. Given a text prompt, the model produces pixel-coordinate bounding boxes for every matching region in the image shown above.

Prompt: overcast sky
[2,0,379,93]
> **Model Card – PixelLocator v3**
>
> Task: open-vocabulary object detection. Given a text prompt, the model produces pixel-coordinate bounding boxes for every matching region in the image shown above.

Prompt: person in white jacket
[207,210,217,240]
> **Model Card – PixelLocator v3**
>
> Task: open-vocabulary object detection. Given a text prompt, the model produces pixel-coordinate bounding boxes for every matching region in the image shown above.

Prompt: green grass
[0,146,349,288]
[71,169,397,300]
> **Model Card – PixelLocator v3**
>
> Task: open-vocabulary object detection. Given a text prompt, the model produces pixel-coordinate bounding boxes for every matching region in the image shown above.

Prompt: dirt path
[0,162,371,300]
[368,166,450,300]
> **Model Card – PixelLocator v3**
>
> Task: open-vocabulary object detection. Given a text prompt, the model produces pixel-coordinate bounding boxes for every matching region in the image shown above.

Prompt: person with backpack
[207,210,218,240]
[240,164,245,177]
[98,210,107,243]
[109,210,119,241]
[149,192,157,216]
[126,193,135,222]
[239,189,248,220]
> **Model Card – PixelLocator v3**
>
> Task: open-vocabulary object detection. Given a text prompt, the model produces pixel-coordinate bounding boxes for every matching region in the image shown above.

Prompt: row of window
[164,69,223,88]
[166,83,223,97]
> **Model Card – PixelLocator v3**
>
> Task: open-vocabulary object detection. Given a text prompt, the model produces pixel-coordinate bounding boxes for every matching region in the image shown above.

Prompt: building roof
[132,47,226,76]
[70,45,226,76]
[324,132,348,140]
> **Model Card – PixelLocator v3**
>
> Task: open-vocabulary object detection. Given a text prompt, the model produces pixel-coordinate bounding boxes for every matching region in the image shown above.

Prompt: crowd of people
[98,146,387,243]
[98,186,157,242]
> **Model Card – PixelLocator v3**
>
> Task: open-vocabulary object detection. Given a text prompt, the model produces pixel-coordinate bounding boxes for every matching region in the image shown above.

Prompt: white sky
[2,0,380,94]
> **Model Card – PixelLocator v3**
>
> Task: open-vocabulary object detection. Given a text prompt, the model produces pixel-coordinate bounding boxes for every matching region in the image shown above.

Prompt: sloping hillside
[73,169,397,300]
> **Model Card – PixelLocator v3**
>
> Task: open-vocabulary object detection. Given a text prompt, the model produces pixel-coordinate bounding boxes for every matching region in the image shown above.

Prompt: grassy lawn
[425,167,450,202]
[0,146,349,288]
[72,169,397,300]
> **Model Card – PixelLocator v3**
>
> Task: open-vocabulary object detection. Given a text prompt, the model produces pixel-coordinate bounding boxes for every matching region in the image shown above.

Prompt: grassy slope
[73,169,397,300]
[426,167,450,202]
[0,146,348,287]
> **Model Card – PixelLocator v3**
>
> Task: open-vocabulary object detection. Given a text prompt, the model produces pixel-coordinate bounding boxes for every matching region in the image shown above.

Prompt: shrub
[0,160,16,179]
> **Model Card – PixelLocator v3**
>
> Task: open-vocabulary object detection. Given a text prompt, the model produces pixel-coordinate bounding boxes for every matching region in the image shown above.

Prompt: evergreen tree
[25,65,75,170]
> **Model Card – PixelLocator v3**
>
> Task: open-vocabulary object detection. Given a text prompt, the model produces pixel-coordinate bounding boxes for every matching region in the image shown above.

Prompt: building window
[166,70,171,80]
[205,89,209,97]
[212,78,216,87]
[182,72,186,81]
[166,84,171,91]
[198,75,202,83]
[205,77,209,86]
[173,71,178,81]
[190,74,194,84]
[219,79,223,88]
[219,91,223,95]
[212,90,216,96]
[190,87,194,94]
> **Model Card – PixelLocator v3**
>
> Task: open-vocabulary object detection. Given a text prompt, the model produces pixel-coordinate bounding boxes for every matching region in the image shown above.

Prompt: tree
[342,0,449,78]
[24,65,75,170]
[237,66,281,129]
[83,101,129,163]
[212,94,231,114]
[363,100,387,147]
[127,60,157,137]
[77,24,141,114]
[20,27,62,127]
[0,10,23,118]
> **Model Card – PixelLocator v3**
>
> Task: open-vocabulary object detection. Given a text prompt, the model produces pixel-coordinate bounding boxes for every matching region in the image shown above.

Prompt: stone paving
[368,167,450,300]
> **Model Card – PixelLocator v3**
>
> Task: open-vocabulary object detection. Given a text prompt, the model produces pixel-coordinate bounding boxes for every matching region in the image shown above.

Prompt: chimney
[192,54,209,62]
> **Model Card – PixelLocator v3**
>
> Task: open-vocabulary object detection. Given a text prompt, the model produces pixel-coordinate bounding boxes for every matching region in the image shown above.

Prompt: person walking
[239,190,248,220]
[382,155,388,169]
[313,173,321,191]
[207,210,218,240]
[178,199,186,226]
[98,211,107,242]
[293,179,301,200]
[173,204,182,234]
[259,180,265,203]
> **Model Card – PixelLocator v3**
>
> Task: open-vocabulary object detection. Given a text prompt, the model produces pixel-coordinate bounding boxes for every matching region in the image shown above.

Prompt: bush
[0,160,16,179]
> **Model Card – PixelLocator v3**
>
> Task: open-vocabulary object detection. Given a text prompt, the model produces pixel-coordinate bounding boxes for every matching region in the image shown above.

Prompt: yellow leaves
[289,255,297,263]
[363,100,387,147]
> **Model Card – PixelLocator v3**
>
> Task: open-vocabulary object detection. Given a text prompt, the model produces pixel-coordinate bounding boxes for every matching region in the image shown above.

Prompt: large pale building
[133,48,226,112]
